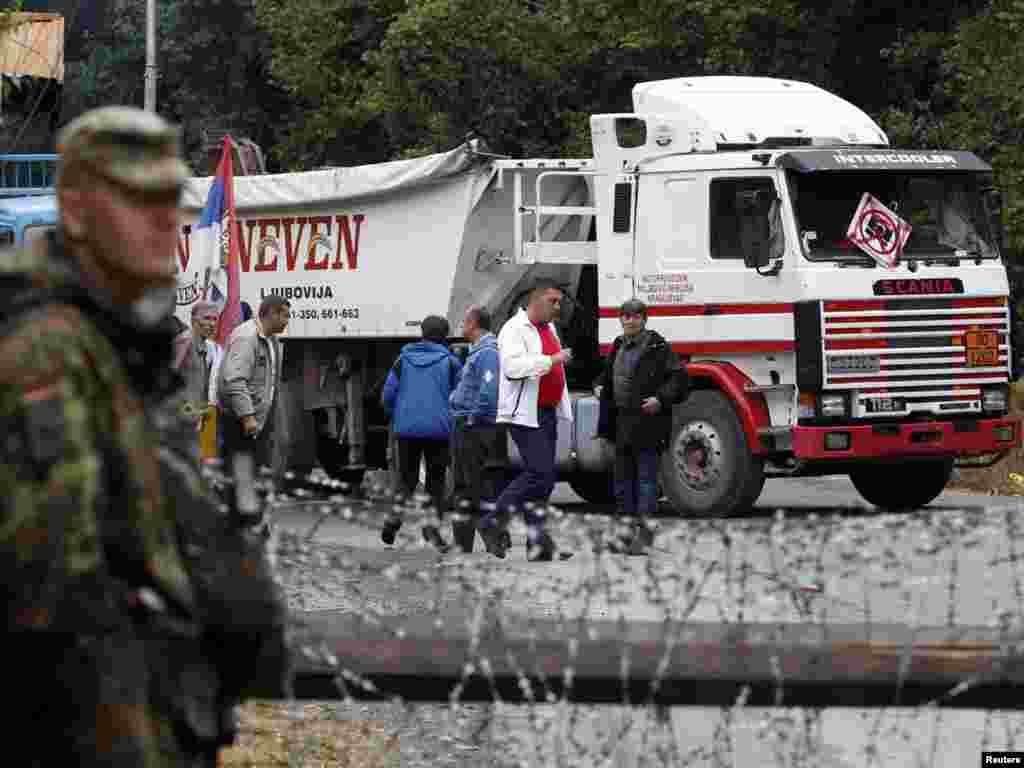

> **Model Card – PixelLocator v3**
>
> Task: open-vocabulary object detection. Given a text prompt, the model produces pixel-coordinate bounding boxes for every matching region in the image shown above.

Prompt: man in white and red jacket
[479,278,574,562]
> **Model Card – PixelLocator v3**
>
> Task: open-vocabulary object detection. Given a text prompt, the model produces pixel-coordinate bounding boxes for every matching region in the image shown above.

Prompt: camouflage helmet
[56,106,191,192]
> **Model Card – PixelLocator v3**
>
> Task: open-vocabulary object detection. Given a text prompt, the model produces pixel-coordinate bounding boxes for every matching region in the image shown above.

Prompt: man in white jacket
[479,279,574,561]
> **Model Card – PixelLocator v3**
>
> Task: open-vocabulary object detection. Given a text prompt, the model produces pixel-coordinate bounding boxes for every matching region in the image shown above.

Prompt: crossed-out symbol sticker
[856,208,899,256]
[846,193,912,268]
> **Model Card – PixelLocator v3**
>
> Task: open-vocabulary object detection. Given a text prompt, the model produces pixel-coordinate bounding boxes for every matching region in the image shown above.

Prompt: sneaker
[381,519,402,546]
[527,532,573,562]
[479,526,509,559]
[422,525,450,553]
[452,522,476,554]
[624,537,650,556]
[604,536,629,555]
[607,526,653,556]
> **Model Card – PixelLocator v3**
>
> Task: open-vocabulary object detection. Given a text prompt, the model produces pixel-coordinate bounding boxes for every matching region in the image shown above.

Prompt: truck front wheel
[849,458,953,511]
[660,390,765,517]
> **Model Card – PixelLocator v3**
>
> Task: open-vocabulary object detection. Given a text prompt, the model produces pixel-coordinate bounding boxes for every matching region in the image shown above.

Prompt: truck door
[632,169,796,358]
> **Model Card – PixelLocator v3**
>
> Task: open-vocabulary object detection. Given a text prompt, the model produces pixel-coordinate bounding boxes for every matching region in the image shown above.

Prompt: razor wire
[213,465,1024,768]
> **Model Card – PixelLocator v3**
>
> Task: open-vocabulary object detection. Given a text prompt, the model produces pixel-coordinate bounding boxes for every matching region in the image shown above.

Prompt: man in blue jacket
[449,305,502,553]
[381,315,462,550]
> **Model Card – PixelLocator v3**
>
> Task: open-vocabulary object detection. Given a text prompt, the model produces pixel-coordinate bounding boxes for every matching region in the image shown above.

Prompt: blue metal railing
[0,153,58,196]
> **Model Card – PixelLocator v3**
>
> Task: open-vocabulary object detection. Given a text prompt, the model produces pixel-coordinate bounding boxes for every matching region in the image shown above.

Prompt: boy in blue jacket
[448,305,503,552]
[381,315,462,550]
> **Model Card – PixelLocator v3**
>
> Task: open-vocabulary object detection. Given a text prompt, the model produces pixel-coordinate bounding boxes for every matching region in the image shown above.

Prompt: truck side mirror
[743,237,770,270]
[743,195,784,275]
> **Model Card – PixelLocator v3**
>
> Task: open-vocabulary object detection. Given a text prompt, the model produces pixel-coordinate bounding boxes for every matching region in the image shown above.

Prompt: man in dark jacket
[448,304,502,553]
[381,315,463,550]
[594,299,688,555]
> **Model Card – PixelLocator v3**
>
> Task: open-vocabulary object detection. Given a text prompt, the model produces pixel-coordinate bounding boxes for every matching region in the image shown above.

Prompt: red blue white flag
[195,136,242,345]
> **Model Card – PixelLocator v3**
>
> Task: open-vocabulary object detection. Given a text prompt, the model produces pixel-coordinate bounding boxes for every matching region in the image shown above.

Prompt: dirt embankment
[948,383,1024,496]
[219,702,399,767]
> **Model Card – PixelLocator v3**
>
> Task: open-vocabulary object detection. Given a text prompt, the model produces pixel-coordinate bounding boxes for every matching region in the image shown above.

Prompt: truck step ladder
[506,161,599,266]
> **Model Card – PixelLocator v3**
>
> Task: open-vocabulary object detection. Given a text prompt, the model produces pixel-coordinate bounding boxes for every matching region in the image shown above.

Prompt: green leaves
[52,0,1024,261]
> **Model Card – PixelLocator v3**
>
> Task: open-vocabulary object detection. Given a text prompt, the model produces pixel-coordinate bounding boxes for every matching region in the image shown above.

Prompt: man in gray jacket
[219,295,290,472]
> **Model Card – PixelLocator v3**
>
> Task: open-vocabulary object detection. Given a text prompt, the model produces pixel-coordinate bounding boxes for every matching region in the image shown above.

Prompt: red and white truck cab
[578,76,1019,514]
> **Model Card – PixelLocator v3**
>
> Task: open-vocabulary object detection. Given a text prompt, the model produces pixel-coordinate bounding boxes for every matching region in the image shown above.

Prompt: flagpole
[144,0,157,111]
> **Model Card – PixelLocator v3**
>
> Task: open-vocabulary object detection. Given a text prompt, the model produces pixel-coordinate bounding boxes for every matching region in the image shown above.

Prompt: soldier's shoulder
[0,300,92,387]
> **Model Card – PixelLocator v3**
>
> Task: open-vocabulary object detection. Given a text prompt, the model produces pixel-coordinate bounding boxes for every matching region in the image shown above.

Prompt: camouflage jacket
[0,233,203,765]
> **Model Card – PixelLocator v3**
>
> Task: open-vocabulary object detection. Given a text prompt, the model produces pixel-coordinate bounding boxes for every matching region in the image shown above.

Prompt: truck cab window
[788,170,997,262]
[709,178,777,260]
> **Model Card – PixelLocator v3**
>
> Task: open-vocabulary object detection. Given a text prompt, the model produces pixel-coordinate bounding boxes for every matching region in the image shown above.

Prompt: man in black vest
[594,299,688,555]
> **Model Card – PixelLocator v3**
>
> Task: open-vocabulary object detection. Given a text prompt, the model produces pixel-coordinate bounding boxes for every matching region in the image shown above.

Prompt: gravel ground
[257,485,1024,768]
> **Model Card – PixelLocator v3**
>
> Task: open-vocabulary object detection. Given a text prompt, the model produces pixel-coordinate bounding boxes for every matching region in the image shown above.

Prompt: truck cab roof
[631,76,890,149]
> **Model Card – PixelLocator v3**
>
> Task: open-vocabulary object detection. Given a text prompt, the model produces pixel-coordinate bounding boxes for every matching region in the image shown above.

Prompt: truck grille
[821,296,1010,417]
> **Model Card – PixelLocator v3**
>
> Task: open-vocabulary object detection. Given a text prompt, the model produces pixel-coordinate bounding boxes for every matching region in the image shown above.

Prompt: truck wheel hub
[674,422,722,491]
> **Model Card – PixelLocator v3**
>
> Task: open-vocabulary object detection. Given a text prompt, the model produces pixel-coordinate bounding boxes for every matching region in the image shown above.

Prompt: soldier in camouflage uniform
[0,107,288,766]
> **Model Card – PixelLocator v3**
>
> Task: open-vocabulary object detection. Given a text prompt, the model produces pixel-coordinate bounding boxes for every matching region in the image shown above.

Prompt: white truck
[177,76,1021,515]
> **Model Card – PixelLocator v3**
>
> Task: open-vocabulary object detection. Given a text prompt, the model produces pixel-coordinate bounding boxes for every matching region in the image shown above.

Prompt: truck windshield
[787,170,998,264]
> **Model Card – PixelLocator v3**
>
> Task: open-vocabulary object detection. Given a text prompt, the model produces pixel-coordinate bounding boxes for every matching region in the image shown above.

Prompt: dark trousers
[613,442,660,521]
[221,407,273,474]
[451,419,504,519]
[395,437,450,515]
[485,407,558,541]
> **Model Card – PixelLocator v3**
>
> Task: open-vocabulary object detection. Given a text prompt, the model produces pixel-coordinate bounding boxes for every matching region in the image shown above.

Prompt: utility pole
[144,0,157,112]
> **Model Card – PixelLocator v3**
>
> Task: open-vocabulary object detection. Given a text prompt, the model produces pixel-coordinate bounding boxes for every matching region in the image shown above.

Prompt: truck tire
[569,472,616,505]
[660,390,765,517]
[849,458,954,511]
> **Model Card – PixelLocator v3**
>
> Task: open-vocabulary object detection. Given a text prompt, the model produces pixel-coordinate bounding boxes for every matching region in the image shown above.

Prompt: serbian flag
[195,136,243,345]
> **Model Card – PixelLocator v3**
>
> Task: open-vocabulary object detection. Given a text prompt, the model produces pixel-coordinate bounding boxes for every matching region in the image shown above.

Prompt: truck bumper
[792,417,1020,460]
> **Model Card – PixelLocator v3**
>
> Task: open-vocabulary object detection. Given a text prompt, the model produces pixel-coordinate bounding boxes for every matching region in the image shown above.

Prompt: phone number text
[293,307,360,321]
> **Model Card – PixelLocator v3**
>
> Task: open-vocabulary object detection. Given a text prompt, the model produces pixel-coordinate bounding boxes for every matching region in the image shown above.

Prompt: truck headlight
[819,393,848,418]
[982,386,1009,414]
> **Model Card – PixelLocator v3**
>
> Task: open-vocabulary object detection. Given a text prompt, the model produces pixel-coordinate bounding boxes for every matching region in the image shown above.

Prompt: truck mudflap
[792,417,1020,461]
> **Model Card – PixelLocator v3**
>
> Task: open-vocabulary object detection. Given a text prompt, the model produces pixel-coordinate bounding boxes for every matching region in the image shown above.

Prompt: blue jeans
[482,407,558,542]
[614,443,659,520]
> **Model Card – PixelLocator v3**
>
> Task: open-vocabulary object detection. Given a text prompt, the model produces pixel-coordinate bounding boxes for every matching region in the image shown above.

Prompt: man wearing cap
[0,107,288,766]
[594,299,688,555]
[173,301,224,439]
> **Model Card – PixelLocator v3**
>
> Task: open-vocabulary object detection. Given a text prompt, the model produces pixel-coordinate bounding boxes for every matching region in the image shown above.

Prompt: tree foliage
[252,0,991,165]
[48,0,1024,258]
[64,0,295,172]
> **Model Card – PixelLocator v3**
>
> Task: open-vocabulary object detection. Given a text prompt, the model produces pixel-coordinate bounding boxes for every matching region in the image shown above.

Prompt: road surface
[270,476,1024,768]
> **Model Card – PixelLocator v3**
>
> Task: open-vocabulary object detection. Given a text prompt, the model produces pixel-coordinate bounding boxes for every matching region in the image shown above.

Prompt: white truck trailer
[177,76,1021,515]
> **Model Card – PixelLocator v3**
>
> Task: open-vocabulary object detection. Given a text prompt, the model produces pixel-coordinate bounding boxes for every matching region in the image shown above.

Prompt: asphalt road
[275,476,1024,625]
[271,477,1024,768]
